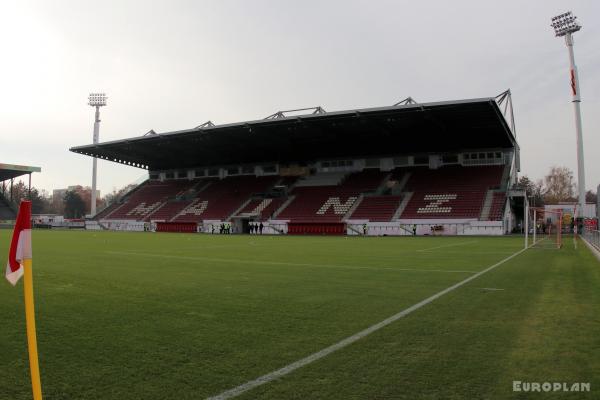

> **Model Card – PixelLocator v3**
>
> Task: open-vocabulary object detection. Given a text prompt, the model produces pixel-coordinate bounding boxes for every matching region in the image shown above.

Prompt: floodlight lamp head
[550,11,581,37]
[88,93,107,107]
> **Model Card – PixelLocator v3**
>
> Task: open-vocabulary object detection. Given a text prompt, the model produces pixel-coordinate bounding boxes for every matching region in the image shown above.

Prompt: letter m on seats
[317,196,357,215]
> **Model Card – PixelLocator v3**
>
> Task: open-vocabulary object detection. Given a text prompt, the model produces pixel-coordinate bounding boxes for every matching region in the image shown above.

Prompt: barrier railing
[347,222,504,236]
[583,229,600,251]
[89,219,505,236]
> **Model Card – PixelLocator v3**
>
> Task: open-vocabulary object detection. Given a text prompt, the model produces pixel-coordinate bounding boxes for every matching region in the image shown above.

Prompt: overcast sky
[1,0,598,196]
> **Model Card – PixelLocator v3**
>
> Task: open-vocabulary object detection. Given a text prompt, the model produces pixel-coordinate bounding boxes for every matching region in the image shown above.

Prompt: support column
[91,106,100,216]
[565,32,586,218]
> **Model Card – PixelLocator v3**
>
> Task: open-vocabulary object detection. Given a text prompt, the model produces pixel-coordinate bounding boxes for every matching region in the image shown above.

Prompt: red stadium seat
[278,169,386,223]
[397,165,505,220]
[172,175,279,223]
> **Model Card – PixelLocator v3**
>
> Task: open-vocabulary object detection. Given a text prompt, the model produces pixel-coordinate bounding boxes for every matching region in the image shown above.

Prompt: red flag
[5,201,32,286]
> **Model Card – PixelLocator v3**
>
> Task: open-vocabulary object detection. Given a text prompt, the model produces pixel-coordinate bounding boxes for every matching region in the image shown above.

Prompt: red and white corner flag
[5,200,32,286]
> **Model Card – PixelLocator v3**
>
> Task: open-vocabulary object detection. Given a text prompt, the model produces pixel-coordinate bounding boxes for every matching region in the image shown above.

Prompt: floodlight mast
[88,93,107,216]
[551,12,586,218]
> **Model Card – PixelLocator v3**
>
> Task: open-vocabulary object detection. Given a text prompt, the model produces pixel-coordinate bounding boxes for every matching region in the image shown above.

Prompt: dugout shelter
[0,163,42,222]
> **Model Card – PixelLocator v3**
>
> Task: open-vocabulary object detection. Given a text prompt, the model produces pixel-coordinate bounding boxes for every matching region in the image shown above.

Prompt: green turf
[0,231,598,399]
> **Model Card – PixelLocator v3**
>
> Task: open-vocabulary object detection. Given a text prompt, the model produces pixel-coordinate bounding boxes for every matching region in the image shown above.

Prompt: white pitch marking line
[204,247,527,400]
[479,287,505,291]
[416,240,479,252]
[106,251,478,274]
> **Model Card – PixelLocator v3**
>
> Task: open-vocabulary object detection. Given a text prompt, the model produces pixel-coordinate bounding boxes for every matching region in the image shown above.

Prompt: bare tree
[586,190,597,204]
[517,175,545,207]
[543,166,575,204]
[3,180,51,213]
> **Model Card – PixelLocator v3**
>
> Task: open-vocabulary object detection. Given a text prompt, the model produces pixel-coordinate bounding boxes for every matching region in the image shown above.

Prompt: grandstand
[0,163,41,224]
[71,92,522,235]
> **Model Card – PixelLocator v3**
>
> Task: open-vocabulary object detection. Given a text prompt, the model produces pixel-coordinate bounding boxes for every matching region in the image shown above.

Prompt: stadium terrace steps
[99,165,509,224]
[100,202,128,220]
[479,190,495,220]
[237,197,287,221]
[398,165,505,220]
[237,198,264,216]
[271,195,296,219]
[101,178,153,218]
[190,179,214,196]
[172,198,208,221]
[142,201,168,221]
[374,172,393,195]
[277,186,358,222]
[343,194,364,221]
[104,180,197,220]
[93,202,120,220]
[393,172,411,194]
[172,175,280,222]
[145,200,193,222]
[277,169,386,222]
[488,192,507,221]
[349,195,403,222]
[227,197,255,221]
[393,192,413,220]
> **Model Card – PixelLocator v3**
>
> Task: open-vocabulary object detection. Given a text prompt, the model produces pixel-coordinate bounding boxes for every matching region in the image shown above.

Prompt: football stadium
[2,91,600,399]
[2,4,600,400]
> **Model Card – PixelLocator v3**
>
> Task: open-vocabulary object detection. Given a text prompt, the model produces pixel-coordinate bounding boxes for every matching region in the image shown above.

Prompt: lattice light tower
[88,93,107,216]
[551,11,586,217]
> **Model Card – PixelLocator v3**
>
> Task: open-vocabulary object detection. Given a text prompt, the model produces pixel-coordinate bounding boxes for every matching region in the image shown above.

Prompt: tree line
[517,165,596,207]
[2,182,137,218]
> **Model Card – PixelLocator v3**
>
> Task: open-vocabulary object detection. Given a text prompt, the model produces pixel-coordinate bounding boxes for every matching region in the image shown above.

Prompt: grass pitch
[1,231,599,399]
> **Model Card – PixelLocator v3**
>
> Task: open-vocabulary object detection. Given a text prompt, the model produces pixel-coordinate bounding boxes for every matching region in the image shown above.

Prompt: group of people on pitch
[211,222,232,234]
[249,221,264,234]
[208,221,265,234]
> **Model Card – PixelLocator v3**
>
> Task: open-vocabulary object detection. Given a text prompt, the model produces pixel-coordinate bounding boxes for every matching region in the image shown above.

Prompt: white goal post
[526,206,563,249]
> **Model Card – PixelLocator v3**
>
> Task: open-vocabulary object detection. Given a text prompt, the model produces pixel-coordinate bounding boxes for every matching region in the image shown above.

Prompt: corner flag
[5,200,43,400]
[5,200,32,285]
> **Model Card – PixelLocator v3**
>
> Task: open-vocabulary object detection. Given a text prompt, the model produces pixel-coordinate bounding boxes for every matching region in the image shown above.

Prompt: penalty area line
[205,246,527,400]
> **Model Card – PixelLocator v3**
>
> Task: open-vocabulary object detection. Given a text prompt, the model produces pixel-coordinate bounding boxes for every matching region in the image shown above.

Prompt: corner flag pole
[5,200,43,399]
[24,257,43,400]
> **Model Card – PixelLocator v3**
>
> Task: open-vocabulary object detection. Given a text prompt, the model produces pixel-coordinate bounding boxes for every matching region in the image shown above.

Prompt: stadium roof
[0,163,42,182]
[70,96,518,171]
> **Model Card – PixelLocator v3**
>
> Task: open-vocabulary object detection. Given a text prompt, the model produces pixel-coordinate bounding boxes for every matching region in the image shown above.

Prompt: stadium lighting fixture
[88,92,107,216]
[551,12,581,37]
[88,92,107,107]
[550,11,586,219]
